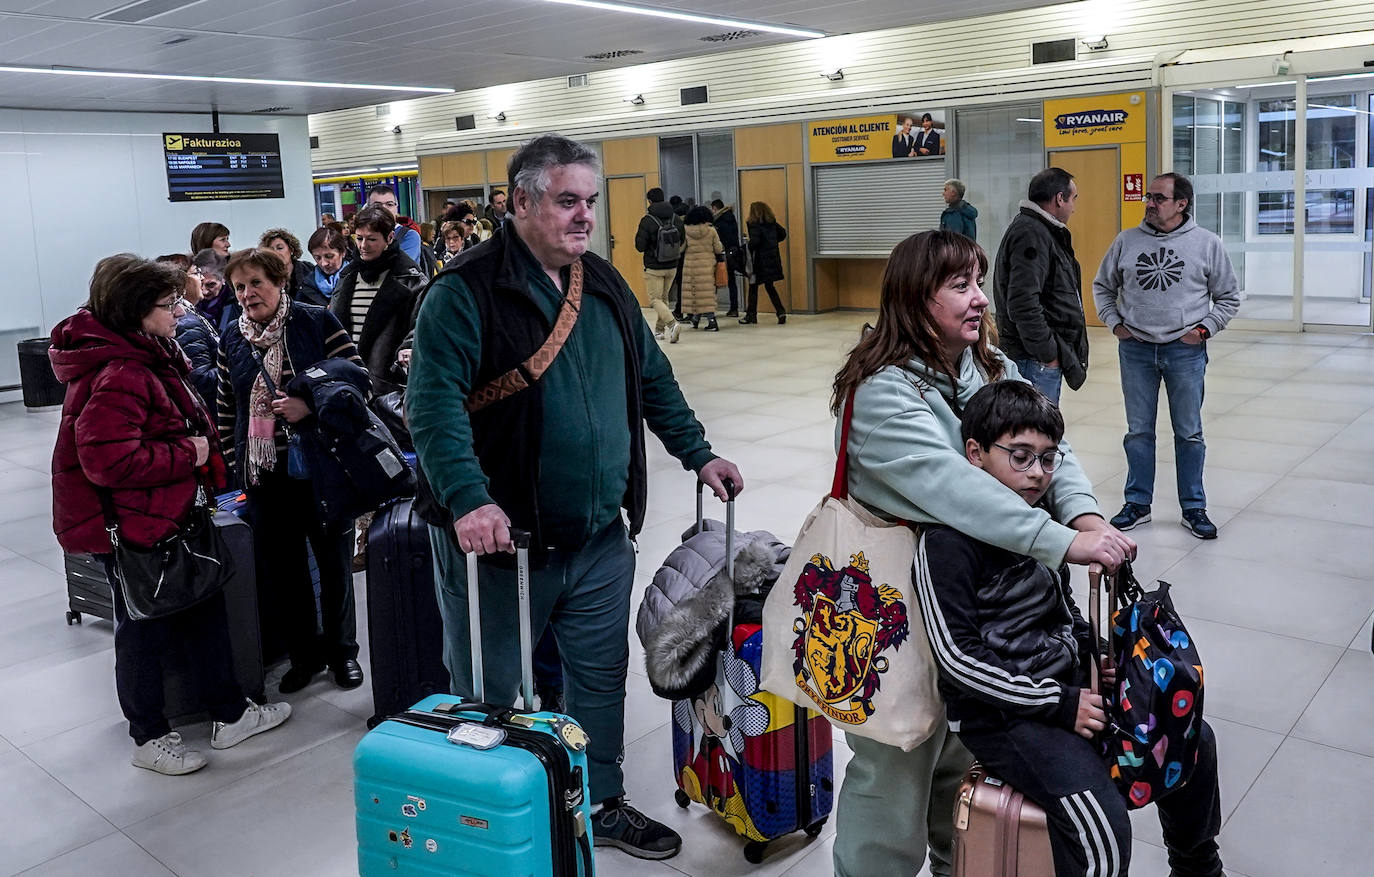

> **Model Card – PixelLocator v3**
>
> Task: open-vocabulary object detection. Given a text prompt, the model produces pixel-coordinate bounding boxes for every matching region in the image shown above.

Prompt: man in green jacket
[407,134,743,862]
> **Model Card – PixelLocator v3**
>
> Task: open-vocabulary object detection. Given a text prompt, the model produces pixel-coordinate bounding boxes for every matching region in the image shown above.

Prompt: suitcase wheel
[674,789,691,810]
[743,840,767,864]
[66,610,81,626]
[804,817,827,838]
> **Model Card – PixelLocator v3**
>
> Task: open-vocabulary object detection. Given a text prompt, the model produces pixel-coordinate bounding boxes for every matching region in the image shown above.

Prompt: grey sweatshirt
[1092,215,1240,343]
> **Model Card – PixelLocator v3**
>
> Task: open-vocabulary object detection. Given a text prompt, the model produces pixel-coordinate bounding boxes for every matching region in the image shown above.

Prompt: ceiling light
[820,68,844,81]
[537,0,824,39]
[1081,35,1109,51]
[624,93,645,105]
[1309,71,1374,83]
[492,111,507,122]
[313,163,418,179]
[1016,118,1043,123]
[0,64,454,94]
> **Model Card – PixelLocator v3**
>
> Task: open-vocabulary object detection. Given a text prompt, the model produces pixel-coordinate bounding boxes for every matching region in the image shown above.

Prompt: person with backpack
[635,187,684,343]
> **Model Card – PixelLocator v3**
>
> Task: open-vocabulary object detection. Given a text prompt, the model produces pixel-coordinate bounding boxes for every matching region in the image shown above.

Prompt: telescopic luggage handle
[464,528,536,712]
[1087,563,1118,694]
[698,477,738,635]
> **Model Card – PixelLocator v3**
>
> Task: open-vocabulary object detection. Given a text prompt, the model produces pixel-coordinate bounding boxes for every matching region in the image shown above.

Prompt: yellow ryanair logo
[164,135,184,150]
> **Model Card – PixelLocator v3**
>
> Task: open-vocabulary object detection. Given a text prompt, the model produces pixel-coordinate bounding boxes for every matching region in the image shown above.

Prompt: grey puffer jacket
[636,520,790,700]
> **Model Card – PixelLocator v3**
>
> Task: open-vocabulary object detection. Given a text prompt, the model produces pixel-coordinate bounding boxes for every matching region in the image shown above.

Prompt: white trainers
[210,698,292,750]
[132,731,207,776]
[667,322,682,344]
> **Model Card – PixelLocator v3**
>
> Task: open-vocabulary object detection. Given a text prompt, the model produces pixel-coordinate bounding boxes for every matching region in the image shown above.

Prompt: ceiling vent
[1031,38,1077,64]
[699,30,760,42]
[583,49,644,61]
[567,73,590,89]
[160,33,194,46]
[375,105,391,117]
[309,136,320,149]
[680,85,708,106]
[250,106,290,113]
[455,114,476,131]
[95,0,201,23]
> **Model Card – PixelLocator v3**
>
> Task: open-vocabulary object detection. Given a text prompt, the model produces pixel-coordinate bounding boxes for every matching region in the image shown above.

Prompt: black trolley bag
[364,498,450,728]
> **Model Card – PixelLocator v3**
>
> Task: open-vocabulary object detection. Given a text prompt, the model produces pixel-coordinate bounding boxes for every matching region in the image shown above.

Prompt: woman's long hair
[747,201,776,225]
[831,230,1001,415]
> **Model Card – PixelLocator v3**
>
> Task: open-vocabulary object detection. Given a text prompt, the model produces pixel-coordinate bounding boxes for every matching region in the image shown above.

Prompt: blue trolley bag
[354,529,596,876]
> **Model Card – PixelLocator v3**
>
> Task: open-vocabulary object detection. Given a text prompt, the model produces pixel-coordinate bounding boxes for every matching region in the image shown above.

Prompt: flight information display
[162,132,285,202]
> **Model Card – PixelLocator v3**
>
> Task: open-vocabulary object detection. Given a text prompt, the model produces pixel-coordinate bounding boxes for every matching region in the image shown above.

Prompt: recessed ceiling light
[538,0,823,39]
[0,64,455,94]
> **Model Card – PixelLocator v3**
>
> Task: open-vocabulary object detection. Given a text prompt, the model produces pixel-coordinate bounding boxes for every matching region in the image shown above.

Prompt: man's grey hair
[944,178,966,199]
[508,134,601,211]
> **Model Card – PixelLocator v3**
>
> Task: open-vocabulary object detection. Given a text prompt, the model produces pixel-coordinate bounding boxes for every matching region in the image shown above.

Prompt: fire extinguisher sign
[1123,173,1144,202]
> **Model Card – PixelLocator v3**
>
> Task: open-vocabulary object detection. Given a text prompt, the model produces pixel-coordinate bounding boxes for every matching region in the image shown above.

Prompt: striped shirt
[350,271,385,340]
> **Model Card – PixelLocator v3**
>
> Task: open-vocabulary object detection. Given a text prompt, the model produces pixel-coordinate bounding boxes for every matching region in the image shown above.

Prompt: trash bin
[17,338,65,409]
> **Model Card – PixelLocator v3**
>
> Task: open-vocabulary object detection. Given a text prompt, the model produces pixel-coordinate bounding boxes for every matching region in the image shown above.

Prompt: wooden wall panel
[814,259,839,312]
[837,259,887,309]
[785,165,807,312]
[602,137,658,176]
[735,123,803,168]
[419,154,445,189]
[486,148,514,184]
[442,152,486,187]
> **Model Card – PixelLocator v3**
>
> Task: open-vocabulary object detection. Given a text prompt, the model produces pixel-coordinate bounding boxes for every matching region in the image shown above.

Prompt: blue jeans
[1013,358,1063,406]
[1118,337,1208,509]
[429,521,636,803]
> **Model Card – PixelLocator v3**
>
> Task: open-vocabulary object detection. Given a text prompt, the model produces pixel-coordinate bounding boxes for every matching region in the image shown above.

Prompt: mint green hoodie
[843,350,1101,568]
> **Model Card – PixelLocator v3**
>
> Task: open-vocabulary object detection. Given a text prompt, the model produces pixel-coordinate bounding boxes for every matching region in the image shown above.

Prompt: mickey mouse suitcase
[670,483,833,864]
[354,530,595,876]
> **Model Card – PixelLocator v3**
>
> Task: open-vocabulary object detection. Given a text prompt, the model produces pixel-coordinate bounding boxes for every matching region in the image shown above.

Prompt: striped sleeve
[913,528,1077,727]
[215,348,236,470]
[320,309,365,367]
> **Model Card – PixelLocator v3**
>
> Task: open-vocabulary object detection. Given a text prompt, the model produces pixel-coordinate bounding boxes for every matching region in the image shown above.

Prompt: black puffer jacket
[174,310,219,412]
[329,241,426,395]
[747,220,787,283]
[992,203,1088,390]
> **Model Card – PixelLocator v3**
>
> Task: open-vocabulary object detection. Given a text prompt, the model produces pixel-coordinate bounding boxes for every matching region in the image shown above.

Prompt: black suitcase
[61,512,267,719]
[365,499,450,728]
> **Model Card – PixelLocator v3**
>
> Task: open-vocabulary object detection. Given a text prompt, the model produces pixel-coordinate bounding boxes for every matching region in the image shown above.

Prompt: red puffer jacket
[50,309,227,554]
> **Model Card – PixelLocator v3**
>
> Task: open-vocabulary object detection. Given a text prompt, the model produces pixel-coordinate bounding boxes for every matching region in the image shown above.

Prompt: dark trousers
[958,719,1223,877]
[105,556,245,746]
[245,468,357,670]
[533,627,563,694]
[746,281,785,318]
[724,267,740,312]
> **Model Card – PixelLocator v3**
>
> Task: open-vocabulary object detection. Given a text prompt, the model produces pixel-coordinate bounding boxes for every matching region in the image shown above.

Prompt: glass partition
[954,102,1046,290]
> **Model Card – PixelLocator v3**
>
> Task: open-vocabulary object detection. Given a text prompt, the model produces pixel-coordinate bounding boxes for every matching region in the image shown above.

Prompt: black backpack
[653,216,682,263]
[1098,564,1205,810]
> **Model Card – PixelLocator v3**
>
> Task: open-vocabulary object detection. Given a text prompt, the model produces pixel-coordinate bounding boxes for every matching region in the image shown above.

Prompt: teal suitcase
[354,532,595,876]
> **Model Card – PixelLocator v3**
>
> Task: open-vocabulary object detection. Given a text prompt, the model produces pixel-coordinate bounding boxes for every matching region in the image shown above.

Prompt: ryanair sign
[1043,93,1146,146]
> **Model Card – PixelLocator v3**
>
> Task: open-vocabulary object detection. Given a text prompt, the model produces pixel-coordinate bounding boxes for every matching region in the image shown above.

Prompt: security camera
[391,125,402,134]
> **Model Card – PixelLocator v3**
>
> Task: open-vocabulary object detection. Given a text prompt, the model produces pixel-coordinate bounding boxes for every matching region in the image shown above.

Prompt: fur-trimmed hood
[636,520,789,700]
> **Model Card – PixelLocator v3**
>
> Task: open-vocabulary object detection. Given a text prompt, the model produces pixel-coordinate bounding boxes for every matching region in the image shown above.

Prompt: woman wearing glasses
[155,255,220,412]
[828,230,1135,877]
[50,255,291,776]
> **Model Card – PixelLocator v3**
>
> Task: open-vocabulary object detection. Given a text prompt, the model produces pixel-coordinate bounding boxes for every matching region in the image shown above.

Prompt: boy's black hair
[960,381,1064,448]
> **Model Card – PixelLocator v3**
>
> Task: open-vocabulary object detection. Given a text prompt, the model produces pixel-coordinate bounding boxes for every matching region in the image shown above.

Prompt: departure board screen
[162,132,285,202]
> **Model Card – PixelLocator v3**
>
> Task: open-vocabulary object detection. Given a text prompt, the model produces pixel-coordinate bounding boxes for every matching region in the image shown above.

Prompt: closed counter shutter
[814,160,948,255]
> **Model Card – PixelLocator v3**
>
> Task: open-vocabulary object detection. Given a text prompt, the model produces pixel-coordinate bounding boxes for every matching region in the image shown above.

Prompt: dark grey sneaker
[1110,502,1152,531]
[1181,509,1218,539]
[592,799,681,860]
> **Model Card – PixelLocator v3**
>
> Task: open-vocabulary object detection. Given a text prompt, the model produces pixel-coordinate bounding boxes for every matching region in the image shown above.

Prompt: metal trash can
[17,338,65,409]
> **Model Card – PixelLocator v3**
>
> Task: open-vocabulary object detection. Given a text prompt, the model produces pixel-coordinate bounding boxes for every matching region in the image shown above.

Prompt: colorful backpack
[1099,565,1204,809]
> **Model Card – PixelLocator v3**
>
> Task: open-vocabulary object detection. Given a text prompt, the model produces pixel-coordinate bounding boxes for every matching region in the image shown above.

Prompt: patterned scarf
[238,293,291,485]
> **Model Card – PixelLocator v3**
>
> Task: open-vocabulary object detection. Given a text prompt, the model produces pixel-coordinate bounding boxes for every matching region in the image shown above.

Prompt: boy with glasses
[913,380,1224,877]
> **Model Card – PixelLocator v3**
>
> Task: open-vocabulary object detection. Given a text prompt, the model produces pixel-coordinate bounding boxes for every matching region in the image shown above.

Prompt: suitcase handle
[696,477,737,634]
[464,527,536,712]
[1087,563,1117,695]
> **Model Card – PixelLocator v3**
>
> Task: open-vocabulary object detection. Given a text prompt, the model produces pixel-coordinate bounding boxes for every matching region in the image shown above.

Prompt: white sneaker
[667,322,681,344]
[654,331,665,340]
[132,731,207,775]
[211,699,292,750]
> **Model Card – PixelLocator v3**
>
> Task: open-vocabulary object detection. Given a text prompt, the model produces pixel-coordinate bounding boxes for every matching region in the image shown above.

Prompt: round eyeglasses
[992,443,1065,473]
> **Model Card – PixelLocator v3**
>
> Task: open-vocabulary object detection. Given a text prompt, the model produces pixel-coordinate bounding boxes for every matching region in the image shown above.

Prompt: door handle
[609,234,616,248]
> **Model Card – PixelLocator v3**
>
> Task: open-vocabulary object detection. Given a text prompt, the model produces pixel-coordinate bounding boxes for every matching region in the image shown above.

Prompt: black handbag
[100,495,233,621]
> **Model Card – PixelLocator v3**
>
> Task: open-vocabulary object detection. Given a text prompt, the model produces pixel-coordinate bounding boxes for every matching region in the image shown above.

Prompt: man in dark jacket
[939,178,978,242]
[710,199,742,316]
[993,167,1085,404]
[634,187,684,342]
[407,134,743,862]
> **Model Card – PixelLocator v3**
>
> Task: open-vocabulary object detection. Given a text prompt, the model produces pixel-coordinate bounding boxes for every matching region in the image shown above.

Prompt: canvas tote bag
[761,390,943,751]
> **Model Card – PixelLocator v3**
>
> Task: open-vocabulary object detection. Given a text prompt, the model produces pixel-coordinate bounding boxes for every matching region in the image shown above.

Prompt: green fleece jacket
[843,350,1101,568]
[408,250,715,547]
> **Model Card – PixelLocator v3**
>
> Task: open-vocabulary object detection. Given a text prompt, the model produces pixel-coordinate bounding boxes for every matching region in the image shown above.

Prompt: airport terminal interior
[3,0,1374,875]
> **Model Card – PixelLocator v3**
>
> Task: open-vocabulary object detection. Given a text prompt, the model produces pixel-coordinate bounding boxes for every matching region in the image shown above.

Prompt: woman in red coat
[50,254,291,776]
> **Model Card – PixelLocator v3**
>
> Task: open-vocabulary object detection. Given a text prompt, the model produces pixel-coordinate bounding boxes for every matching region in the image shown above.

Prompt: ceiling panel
[0,0,1073,114]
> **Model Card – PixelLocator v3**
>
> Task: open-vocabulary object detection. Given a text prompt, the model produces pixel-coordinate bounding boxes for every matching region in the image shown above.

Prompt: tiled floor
[3,312,1373,876]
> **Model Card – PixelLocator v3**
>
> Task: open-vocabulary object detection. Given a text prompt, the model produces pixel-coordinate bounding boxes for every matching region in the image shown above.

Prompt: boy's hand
[1100,662,1117,691]
[1066,529,1132,570]
[1074,690,1107,739]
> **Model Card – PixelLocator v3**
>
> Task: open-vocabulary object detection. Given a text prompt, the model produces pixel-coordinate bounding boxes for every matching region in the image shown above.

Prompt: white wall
[0,110,316,355]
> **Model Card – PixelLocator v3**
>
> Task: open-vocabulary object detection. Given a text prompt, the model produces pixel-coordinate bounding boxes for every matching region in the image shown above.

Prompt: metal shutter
[814,160,948,256]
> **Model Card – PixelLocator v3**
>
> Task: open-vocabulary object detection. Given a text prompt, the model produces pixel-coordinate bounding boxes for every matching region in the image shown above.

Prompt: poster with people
[808,110,947,163]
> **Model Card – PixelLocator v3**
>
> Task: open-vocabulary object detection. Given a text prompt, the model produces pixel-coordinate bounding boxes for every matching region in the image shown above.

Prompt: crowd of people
[48,127,1233,874]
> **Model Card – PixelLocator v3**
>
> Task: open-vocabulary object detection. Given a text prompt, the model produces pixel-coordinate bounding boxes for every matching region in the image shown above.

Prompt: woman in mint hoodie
[828,229,1135,877]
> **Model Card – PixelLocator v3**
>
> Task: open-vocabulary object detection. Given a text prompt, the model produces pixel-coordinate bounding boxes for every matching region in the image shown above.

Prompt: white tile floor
[2,312,1373,876]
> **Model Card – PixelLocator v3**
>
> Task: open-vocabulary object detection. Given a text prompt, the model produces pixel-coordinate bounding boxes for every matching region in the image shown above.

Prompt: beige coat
[680,223,724,314]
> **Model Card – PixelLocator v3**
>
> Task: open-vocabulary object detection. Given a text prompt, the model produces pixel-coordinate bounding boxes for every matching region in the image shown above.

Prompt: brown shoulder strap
[466,260,584,413]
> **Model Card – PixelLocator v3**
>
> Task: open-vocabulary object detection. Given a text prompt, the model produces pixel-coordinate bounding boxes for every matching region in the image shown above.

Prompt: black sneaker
[592,799,681,860]
[1110,502,1152,531]
[1181,509,1218,539]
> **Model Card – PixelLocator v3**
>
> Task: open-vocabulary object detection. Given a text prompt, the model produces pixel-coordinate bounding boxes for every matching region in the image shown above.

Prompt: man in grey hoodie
[1093,172,1240,540]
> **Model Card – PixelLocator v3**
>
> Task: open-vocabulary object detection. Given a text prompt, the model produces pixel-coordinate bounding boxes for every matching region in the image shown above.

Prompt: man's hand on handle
[1066,514,1136,571]
[698,457,744,502]
[454,503,514,555]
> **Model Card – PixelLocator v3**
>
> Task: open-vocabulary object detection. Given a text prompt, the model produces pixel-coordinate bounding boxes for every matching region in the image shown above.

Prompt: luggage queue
[51,130,1226,877]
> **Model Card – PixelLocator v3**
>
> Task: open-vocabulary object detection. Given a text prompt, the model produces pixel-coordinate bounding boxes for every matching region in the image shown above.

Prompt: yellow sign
[808,114,896,163]
[164,134,184,150]
[1043,92,1147,147]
